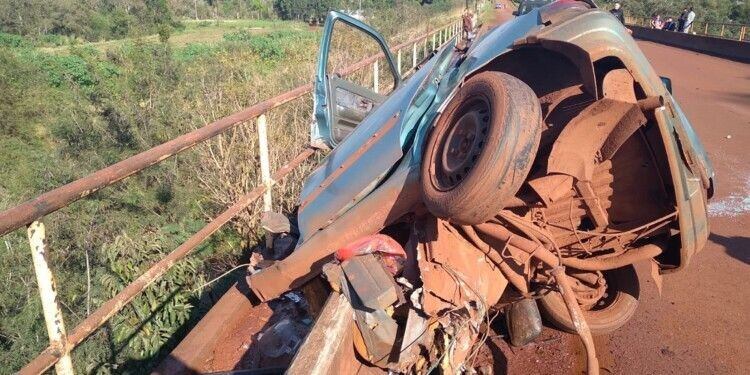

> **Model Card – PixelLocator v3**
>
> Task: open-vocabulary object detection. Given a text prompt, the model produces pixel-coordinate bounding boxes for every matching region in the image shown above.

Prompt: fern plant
[99,226,205,359]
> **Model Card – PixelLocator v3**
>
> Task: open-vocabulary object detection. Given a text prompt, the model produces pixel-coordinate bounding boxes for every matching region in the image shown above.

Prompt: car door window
[313,12,400,147]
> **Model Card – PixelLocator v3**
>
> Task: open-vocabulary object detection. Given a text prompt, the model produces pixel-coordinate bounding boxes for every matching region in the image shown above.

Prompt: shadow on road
[709,233,750,265]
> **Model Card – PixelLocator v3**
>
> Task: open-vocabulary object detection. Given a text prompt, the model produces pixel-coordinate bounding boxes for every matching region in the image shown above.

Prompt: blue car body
[248,0,713,301]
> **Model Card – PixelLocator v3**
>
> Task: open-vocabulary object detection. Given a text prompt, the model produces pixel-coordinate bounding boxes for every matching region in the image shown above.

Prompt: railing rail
[8,18,464,374]
[625,16,748,42]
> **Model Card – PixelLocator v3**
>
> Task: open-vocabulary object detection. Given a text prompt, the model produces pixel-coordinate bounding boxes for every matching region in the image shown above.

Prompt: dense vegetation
[0,23,315,373]
[0,1,462,373]
[0,0,180,43]
[0,0,460,44]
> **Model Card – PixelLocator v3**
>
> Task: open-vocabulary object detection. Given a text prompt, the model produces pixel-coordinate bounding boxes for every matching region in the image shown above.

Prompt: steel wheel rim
[431,96,491,191]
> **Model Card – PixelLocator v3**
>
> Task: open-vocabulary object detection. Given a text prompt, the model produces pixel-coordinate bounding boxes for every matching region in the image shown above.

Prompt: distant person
[662,17,677,31]
[610,3,625,24]
[650,14,664,29]
[677,8,688,32]
[684,6,696,33]
[462,9,475,41]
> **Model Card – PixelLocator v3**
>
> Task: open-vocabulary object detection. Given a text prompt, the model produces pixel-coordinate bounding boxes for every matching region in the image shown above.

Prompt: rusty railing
[626,16,748,41]
[4,18,464,375]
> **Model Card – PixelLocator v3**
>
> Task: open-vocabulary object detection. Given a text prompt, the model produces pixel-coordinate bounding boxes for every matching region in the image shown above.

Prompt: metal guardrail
[626,16,748,41]
[6,18,464,374]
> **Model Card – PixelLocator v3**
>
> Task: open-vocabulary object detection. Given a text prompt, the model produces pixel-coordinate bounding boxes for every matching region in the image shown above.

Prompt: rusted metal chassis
[250,161,422,301]
[471,222,600,375]
[7,23,458,374]
[19,149,314,375]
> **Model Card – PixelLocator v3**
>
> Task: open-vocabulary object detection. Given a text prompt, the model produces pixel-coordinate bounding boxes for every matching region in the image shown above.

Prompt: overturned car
[173,1,715,373]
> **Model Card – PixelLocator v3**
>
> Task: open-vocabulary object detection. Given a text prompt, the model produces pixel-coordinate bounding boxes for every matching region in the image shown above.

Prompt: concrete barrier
[629,25,750,63]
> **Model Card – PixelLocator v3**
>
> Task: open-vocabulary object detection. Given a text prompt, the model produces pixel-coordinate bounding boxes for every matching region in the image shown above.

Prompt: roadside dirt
[484,4,750,374]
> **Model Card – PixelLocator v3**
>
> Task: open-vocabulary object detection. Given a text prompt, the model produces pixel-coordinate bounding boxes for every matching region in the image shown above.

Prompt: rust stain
[415,218,508,317]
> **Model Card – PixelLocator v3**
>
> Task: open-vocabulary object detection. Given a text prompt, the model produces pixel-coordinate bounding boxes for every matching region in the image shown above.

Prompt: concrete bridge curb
[629,25,750,63]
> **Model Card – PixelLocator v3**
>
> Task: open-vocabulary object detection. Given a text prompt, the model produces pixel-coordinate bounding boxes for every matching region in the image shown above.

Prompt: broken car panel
[247,1,714,373]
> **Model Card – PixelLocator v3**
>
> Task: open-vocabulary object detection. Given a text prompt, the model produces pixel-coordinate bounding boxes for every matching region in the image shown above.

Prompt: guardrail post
[704,23,709,35]
[397,50,402,75]
[257,115,273,249]
[740,26,746,41]
[432,33,436,50]
[720,24,725,37]
[373,60,379,93]
[27,221,74,375]
[412,42,417,69]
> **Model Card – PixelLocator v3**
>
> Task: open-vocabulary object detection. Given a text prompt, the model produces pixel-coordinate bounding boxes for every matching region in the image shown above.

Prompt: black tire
[421,71,542,225]
[539,266,640,335]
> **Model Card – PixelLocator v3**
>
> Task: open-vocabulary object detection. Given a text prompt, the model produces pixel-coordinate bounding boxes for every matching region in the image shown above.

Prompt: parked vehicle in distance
[247,0,714,372]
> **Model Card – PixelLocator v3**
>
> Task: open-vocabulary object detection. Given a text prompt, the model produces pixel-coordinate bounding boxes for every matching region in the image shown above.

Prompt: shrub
[222,29,254,42]
[175,43,218,61]
[158,25,172,43]
[100,228,205,360]
[223,29,316,60]
[0,33,30,48]
[43,55,96,87]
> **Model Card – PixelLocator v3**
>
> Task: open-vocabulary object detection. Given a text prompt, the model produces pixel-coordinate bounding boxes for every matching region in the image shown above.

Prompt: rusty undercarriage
[160,66,702,375]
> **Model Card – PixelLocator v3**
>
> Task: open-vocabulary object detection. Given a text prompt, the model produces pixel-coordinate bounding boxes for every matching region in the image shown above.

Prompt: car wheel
[421,71,542,225]
[539,266,640,335]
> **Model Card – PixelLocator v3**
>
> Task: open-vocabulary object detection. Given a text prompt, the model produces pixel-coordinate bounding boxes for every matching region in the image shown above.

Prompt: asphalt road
[484,4,750,374]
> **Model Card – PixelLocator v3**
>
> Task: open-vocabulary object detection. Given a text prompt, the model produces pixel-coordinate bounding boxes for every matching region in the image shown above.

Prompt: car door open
[312,11,401,147]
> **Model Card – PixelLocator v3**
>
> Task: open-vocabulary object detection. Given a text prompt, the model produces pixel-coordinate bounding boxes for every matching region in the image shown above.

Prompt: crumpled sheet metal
[248,166,420,302]
[529,98,647,204]
[414,218,508,318]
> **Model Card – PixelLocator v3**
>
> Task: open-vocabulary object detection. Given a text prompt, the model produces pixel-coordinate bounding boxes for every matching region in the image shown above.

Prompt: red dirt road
[598,40,750,375]
[483,5,750,374]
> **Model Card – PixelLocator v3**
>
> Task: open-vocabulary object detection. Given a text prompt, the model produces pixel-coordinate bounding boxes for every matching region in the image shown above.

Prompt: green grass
[0,26,320,372]
[37,18,309,54]
[0,3,465,372]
